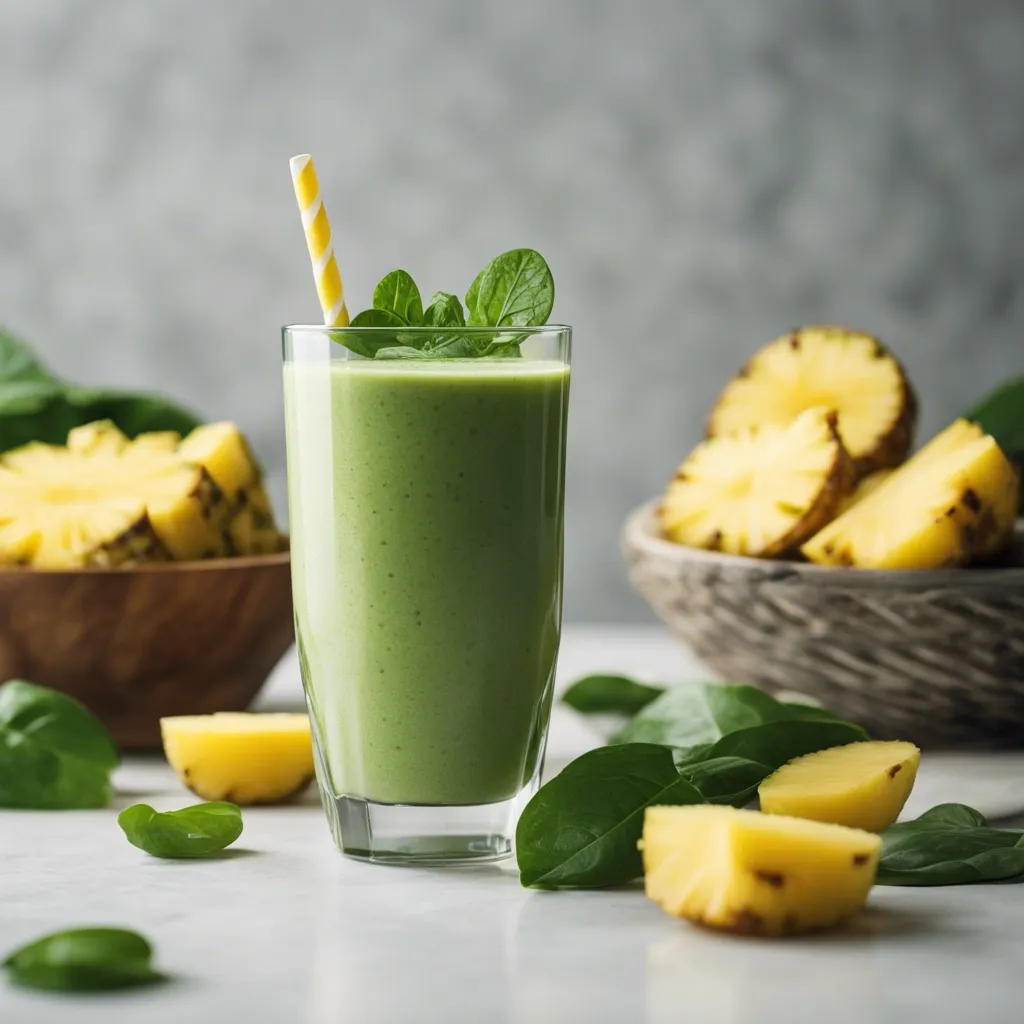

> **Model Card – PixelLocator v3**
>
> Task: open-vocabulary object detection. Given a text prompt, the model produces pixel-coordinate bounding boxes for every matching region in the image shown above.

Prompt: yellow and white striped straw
[289,153,350,326]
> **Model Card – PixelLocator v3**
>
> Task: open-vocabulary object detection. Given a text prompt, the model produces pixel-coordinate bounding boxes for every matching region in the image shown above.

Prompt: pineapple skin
[758,741,920,833]
[642,806,880,937]
[161,713,315,805]
[229,482,285,556]
[146,467,233,561]
[709,326,918,477]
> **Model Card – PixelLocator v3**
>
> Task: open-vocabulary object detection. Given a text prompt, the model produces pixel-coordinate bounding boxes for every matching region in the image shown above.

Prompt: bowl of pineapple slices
[623,325,1024,748]
[0,419,293,749]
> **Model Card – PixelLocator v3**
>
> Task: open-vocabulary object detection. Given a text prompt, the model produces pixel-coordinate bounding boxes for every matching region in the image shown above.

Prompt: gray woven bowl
[622,501,1024,748]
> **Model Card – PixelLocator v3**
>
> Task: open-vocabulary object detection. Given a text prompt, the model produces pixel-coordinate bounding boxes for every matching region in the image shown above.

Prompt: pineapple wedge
[660,406,854,557]
[759,741,920,833]
[0,431,231,567]
[161,713,315,805]
[709,326,917,476]
[803,419,1020,568]
[229,482,285,555]
[642,806,880,936]
[179,421,260,502]
[836,469,891,516]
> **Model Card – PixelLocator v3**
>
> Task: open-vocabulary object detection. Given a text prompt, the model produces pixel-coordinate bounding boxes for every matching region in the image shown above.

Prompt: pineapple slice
[708,326,917,476]
[179,422,260,501]
[641,806,880,936]
[0,428,231,567]
[836,469,891,516]
[229,482,285,555]
[161,713,315,805]
[758,741,920,833]
[803,419,1020,569]
[660,406,854,557]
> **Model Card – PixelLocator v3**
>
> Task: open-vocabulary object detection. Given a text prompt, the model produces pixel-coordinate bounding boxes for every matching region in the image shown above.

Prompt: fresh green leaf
[342,310,408,358]
[373,270,424,326]
[424,335,476,358]
[118,802,243,858]
[467,249,554,328]
[0,679,118,809]
[0,325,58,384]
[677,756,771,807]
[516,744,703,889]
[374,346,431,360]
[423,291,466,328]
[877,803,1024,886]
[611,683,852,748]
[63,388,201,438]
[4,928,165,991]
[561,675,665,716]
[966,377,1024,457]
[680,719,868,770]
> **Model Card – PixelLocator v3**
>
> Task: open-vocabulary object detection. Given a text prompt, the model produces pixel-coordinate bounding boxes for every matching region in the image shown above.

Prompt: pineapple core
[759,741,920,833]
[642,806,880,936]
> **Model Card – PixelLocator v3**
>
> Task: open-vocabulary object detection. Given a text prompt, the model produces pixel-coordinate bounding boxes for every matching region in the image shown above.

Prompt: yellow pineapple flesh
[641,806,880,936]
[803,419,1020,569]
[179,421,260,501]
[0,428,231,567]
[709,326,917,476]
[660,406,854,557]
[229,482,285,555]
[161,713,315,805]
[758,741,920,833]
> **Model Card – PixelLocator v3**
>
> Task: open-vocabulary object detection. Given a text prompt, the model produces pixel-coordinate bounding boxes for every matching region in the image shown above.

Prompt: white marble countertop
[4,626,1024,1023]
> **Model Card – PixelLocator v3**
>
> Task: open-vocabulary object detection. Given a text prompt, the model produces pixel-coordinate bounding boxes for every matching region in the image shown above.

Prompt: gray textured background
[1,0,1022,621]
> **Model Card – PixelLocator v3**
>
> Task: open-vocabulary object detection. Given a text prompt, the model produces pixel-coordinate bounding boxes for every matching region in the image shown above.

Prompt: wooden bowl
[0,552,294,750]
[622,501,1024,748]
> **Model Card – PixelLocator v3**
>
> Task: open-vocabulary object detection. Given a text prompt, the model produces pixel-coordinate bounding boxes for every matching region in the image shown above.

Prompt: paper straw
[289,154,350,326]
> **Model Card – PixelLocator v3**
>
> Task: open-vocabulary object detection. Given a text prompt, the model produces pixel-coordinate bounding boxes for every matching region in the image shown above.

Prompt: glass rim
[282,323,571,335]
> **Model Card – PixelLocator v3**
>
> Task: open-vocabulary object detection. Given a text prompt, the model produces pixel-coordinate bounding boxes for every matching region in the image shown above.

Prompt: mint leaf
[373,270,423,325]
[467,249,554,327]
[119,802,243,858]
[4,928,166,991]
[423,291,466,328]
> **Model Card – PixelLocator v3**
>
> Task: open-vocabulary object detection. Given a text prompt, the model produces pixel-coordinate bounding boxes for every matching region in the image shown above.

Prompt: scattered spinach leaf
[118,802,243,859]
[0,680,118,809]
[877,803,1024,886]
[516,744,703,889]
[467,248,554,328]
[4,928,165,992]
[676,756,771,807]
[612,683,852,749]
[561,675,665,716]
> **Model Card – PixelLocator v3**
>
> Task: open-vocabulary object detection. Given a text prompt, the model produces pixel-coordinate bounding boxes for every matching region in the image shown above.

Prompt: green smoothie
[283,358,569,806]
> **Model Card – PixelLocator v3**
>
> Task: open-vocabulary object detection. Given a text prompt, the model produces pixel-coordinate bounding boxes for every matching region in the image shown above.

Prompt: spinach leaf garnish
[4,928,165,992]
[0,680,118,810]
[877,804,1024,886]
[343,249,554,359]
[561,675,665,717]
[118,802,244,859]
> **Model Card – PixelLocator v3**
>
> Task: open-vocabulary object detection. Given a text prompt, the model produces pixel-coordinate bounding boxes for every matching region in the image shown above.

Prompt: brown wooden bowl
[0,552,294,750]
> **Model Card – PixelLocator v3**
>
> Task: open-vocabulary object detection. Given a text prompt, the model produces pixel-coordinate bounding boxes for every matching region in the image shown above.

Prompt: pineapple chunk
[161,713,315,805]
[708,326,917,476]
[179,422,260,501]
[229,482,285,555]
[803,419,1020,568]
[758,741,920,833]
[642,806,880,936]
[836,469,891,516]
[0,428,231,567]
[660,406,854,557]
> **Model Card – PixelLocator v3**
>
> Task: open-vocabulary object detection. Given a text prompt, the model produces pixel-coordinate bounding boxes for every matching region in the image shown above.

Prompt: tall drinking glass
[283,326,571,864]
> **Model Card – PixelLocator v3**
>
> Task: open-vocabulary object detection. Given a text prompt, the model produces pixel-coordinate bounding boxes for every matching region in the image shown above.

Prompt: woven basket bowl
[622,501,1024,749]
[0,552,294,750]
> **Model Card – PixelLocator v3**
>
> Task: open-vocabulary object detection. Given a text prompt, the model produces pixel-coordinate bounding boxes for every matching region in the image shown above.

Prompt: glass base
[324,794,521,866]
